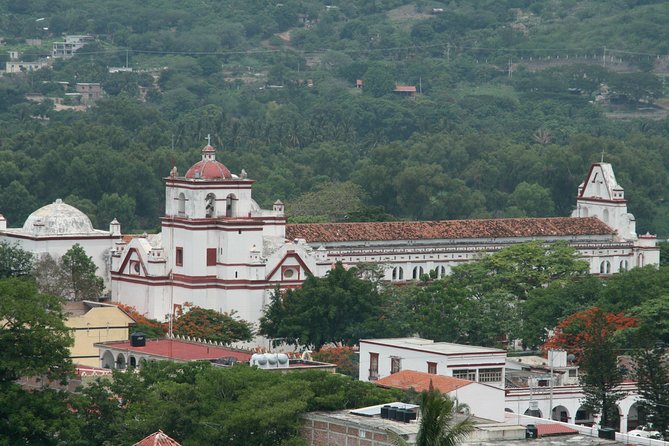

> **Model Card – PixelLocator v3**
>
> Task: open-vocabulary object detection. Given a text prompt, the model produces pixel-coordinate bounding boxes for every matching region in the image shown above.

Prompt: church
[110,142,659,324]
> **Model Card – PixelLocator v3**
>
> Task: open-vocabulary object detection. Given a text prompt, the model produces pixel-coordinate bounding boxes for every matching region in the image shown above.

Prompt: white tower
[572,163,636,241]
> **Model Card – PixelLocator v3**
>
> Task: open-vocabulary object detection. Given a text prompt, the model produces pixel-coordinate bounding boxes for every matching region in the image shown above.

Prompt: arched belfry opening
[205,193,216,218]
[178,192,186,217]
[226,194,237,217]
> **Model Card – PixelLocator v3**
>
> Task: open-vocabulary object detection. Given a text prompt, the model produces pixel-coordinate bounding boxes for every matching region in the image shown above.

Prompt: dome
[23,199,96,235]
[185,144,233,180]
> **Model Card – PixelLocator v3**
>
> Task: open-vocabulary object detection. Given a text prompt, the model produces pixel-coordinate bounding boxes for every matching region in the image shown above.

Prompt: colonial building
[0,199,122,289]
[110,142,658,325]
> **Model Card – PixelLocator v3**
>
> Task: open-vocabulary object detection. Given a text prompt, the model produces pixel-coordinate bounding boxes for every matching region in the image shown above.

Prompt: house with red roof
[375,370,506,422]
[133,430,181,446]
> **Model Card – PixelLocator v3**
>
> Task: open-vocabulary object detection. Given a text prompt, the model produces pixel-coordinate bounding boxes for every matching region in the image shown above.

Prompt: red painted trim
[1,233,119,241]
[576,197,626,204]
[117,247,149,276]
[111,272,304,290]
[447,362,505,368]
[161,223,264,232]
[266,251,313,280]
[161,216,265,226]
[165,178,255,187]
[360,340,505,357]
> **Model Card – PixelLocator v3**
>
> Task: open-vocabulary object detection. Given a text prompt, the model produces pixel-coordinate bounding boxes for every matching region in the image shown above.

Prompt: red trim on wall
[266,251,313,280]
[0,233,119,241]
[117,247,149,276]
[360,340,506,357]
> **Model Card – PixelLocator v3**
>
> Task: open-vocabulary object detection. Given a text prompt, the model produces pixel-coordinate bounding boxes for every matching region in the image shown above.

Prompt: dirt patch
[387,4,432,27]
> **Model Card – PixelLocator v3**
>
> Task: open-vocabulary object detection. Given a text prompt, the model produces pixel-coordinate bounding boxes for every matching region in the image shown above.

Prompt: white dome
[23,199,95,235]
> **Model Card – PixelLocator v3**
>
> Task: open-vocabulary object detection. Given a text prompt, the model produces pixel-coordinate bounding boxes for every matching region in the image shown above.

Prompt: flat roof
[97,339,252,362]
[361,338,506,356]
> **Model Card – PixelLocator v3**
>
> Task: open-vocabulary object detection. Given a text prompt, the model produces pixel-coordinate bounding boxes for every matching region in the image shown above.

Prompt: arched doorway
[101,350,115,369]
[524,407,542,418]
[551,405,570,423]
[225,194,237,217]
[116,353,127,370]
[575,406,595,426]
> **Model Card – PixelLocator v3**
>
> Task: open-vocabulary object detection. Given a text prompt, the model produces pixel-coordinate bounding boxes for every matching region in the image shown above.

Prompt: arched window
[599,260,611,274]
[392,267,404,281]
[638,253,644,267]
[412,266,424,280]
[438,265,446,278]
[619,260,628,271]
[226,194,237,217]
[602,209,609,224]
[178,193,186,217]
[205,193,216,218]
[582,207,589,217]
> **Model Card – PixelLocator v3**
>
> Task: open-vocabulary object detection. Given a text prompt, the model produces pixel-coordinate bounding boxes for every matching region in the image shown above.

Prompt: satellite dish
[567,353,576,364]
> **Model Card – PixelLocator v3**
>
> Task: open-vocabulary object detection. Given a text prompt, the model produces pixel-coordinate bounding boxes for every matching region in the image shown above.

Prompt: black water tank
[387,407,398,420]
[525,424,538,439]
[130,332,146,347]
[598,428,616,440]
[380,406,390,419]
[405,411,417,422]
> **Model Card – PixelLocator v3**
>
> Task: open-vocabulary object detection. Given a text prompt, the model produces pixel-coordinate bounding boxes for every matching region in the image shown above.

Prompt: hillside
[1,0,669,235]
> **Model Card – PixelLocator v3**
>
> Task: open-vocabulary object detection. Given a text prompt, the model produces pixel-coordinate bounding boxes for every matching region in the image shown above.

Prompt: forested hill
[1,0,669,235]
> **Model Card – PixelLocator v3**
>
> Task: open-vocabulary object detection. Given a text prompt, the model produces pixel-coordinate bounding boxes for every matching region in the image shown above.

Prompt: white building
[359,337,507,388]
[0,199,122,289]
[110,147,658,326]
[288,163,658,280]
[110,143,331,324]
[363,338,643,433]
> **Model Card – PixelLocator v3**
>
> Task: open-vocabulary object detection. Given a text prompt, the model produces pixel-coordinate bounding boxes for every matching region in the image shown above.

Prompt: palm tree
[391,383,475,446]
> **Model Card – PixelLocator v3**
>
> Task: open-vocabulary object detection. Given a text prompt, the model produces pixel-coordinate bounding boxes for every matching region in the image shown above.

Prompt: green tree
[362,63,394,97]
[508,182,555,217]
[392,385,474,446]
[173,307,253,344]
[96,192,137,231]
[0,241,34,279]
[259,263,385,350]
[0,278,73,384]
[61,244,104,301]
[633,345,669,438]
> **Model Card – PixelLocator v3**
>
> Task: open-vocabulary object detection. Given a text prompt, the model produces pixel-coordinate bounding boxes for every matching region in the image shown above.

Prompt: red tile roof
[535,423,578,437]
[376,370,472,393]
[101,339,252,362]
[134,430,182,446]
[286,217,614,243]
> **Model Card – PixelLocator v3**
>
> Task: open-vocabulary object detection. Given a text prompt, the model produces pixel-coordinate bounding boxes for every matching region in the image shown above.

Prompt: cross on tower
[206,134,211,146]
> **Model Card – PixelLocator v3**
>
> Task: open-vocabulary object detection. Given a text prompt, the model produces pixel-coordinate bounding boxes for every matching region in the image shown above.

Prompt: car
[628,425,661,439]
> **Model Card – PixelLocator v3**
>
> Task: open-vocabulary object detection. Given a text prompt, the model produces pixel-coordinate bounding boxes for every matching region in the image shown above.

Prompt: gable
[266,251,312,282]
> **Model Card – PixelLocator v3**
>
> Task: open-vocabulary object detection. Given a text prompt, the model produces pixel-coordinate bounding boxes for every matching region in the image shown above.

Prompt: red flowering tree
[114,303,166,338]
[313,345,359,377]
[544,307,637,428]
[173,307,253,344]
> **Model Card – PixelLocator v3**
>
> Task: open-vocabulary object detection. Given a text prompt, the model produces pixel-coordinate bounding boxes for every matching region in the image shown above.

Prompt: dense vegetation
[0,0,668,235]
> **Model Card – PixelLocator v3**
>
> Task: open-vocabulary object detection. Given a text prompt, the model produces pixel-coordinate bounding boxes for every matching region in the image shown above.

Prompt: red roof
[394,85,416,92]
[101,339,252,362]
[535,424,578,437]
[134,430,182,446]
[185,145,232,180]
[376,370,472,393]
[286,217,614,243]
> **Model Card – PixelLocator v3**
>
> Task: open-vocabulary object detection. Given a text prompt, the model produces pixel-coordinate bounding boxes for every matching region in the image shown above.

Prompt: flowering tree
[312,345,359,377]
[173,307,253,344]
[544,307,637,428]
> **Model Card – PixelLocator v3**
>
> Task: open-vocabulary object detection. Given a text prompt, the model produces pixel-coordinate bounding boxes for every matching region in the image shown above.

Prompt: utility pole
[446,42,450,62]
[603,47,606,68]
[549,350,554,421]
[508,59,513,79]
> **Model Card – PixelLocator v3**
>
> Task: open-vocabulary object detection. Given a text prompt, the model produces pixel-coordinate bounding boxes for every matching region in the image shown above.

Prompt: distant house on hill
[393,85,417,97]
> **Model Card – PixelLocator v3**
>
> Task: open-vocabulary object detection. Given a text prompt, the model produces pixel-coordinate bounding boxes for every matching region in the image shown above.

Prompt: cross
[206,134,211,146]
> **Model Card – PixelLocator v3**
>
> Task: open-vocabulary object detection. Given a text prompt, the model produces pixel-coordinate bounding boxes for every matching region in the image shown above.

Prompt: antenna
[601,150,605,163]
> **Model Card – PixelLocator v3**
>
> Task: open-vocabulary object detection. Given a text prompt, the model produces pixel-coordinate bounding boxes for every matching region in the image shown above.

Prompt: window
[619,260,628,271]
[176,247,183,266]
[479,368,503,383]
[206,248,216,266]
[226,194,237,217]
[427,362,437,375]
[568,369,578,378]
[412,266,424,280]
[390,357,401,374]
[452,369,476,381]
[438,265,446,278]
[369,353,379,380]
